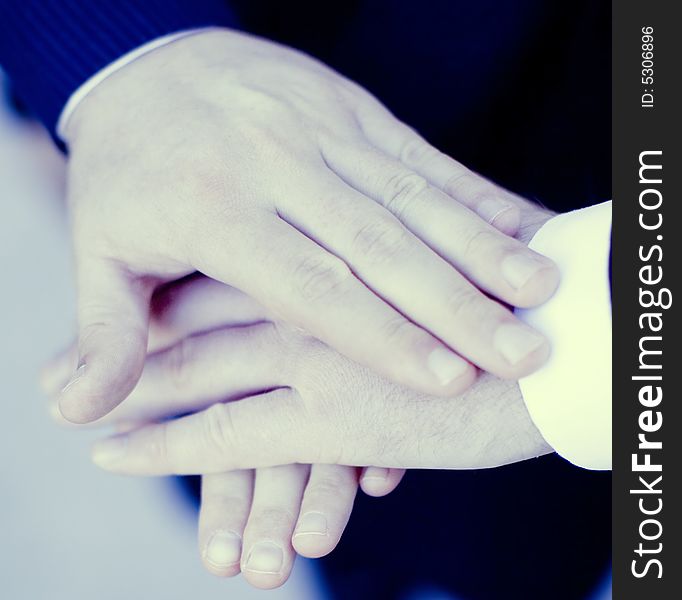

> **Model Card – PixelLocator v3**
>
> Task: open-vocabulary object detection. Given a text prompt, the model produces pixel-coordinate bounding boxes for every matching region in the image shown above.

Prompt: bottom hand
[43,277,550,473]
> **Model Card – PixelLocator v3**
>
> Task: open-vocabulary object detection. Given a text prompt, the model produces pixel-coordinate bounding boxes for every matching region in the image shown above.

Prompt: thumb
[59,257,153,423]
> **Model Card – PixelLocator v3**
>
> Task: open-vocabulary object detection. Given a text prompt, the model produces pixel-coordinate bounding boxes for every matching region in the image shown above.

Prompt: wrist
[63,27,237,144]
[58,29,215,142]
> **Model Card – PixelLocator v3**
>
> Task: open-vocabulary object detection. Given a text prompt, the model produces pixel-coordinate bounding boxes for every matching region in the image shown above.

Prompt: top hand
[59,28,558,423]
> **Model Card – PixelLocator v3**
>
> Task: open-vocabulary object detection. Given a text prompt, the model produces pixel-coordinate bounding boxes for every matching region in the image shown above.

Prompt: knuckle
[306,476,345,501]
[445,288,485,322]
[291,254,352,302]
[202,493,252,518]
[202,403,237,453]
[250,506,297,531]
[442,169,474,197]
[381,172,429,218]
[399,137,438,167]
[379,315,419,347]
[444,173,501,213]
[460,227,497,261]
[467,188,499,211]
[352,218,412,265]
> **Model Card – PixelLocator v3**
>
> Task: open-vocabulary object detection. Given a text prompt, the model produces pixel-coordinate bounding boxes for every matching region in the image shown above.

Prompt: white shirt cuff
[516,201,612,470]
[56,28,210,141]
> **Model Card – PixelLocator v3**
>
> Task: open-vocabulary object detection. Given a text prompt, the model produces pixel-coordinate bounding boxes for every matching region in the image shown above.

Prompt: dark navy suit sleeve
[0,0,239,135]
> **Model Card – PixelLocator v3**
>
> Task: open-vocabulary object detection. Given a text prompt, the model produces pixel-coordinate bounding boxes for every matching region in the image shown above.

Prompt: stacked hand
[42,195,555,588]
[44,28,560,589]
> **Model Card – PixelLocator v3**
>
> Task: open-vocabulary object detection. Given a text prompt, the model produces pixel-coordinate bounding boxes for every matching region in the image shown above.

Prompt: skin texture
[58,27,560,426]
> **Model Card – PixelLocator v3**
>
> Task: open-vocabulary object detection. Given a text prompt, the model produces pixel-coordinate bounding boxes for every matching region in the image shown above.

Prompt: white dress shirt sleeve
[516,201,612,470]
[56,28,211,141]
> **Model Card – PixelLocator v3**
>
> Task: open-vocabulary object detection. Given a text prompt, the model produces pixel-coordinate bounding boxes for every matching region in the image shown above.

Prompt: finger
[91,389,310,475]
[280,176,551,378]
[59,257,154,424]
[321,142,559,308]
[193,214,474,396]
[90,374,547,474]
[293,464,358,558]
[95,322,290,425]
[241,464,309,589]
[359,467,406,497]
[45,321,286,427]
[199,470,254,577]
[356,105,521,234]
[89,390,404,477]
[40,277,266,399]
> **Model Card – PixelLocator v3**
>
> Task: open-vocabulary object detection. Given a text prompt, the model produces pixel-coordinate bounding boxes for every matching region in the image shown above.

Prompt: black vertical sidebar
[612,1,681,598]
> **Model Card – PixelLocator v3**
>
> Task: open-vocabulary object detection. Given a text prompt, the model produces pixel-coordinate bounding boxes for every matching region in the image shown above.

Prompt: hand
[59,27,559,424]
[86,320,552,475]
[44,277,552,476]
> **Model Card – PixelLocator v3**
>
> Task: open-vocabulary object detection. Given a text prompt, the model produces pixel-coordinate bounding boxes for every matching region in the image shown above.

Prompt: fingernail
[60,363,86,394]
[501,253,546,290]
[204,530,242,568]
[294,512,328,537]
[494,323,546,366]
[244,541,283,574]
[427,348,469,385]
[362,467,389,482]
[478,198,512,225]
[91,435,128,468]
